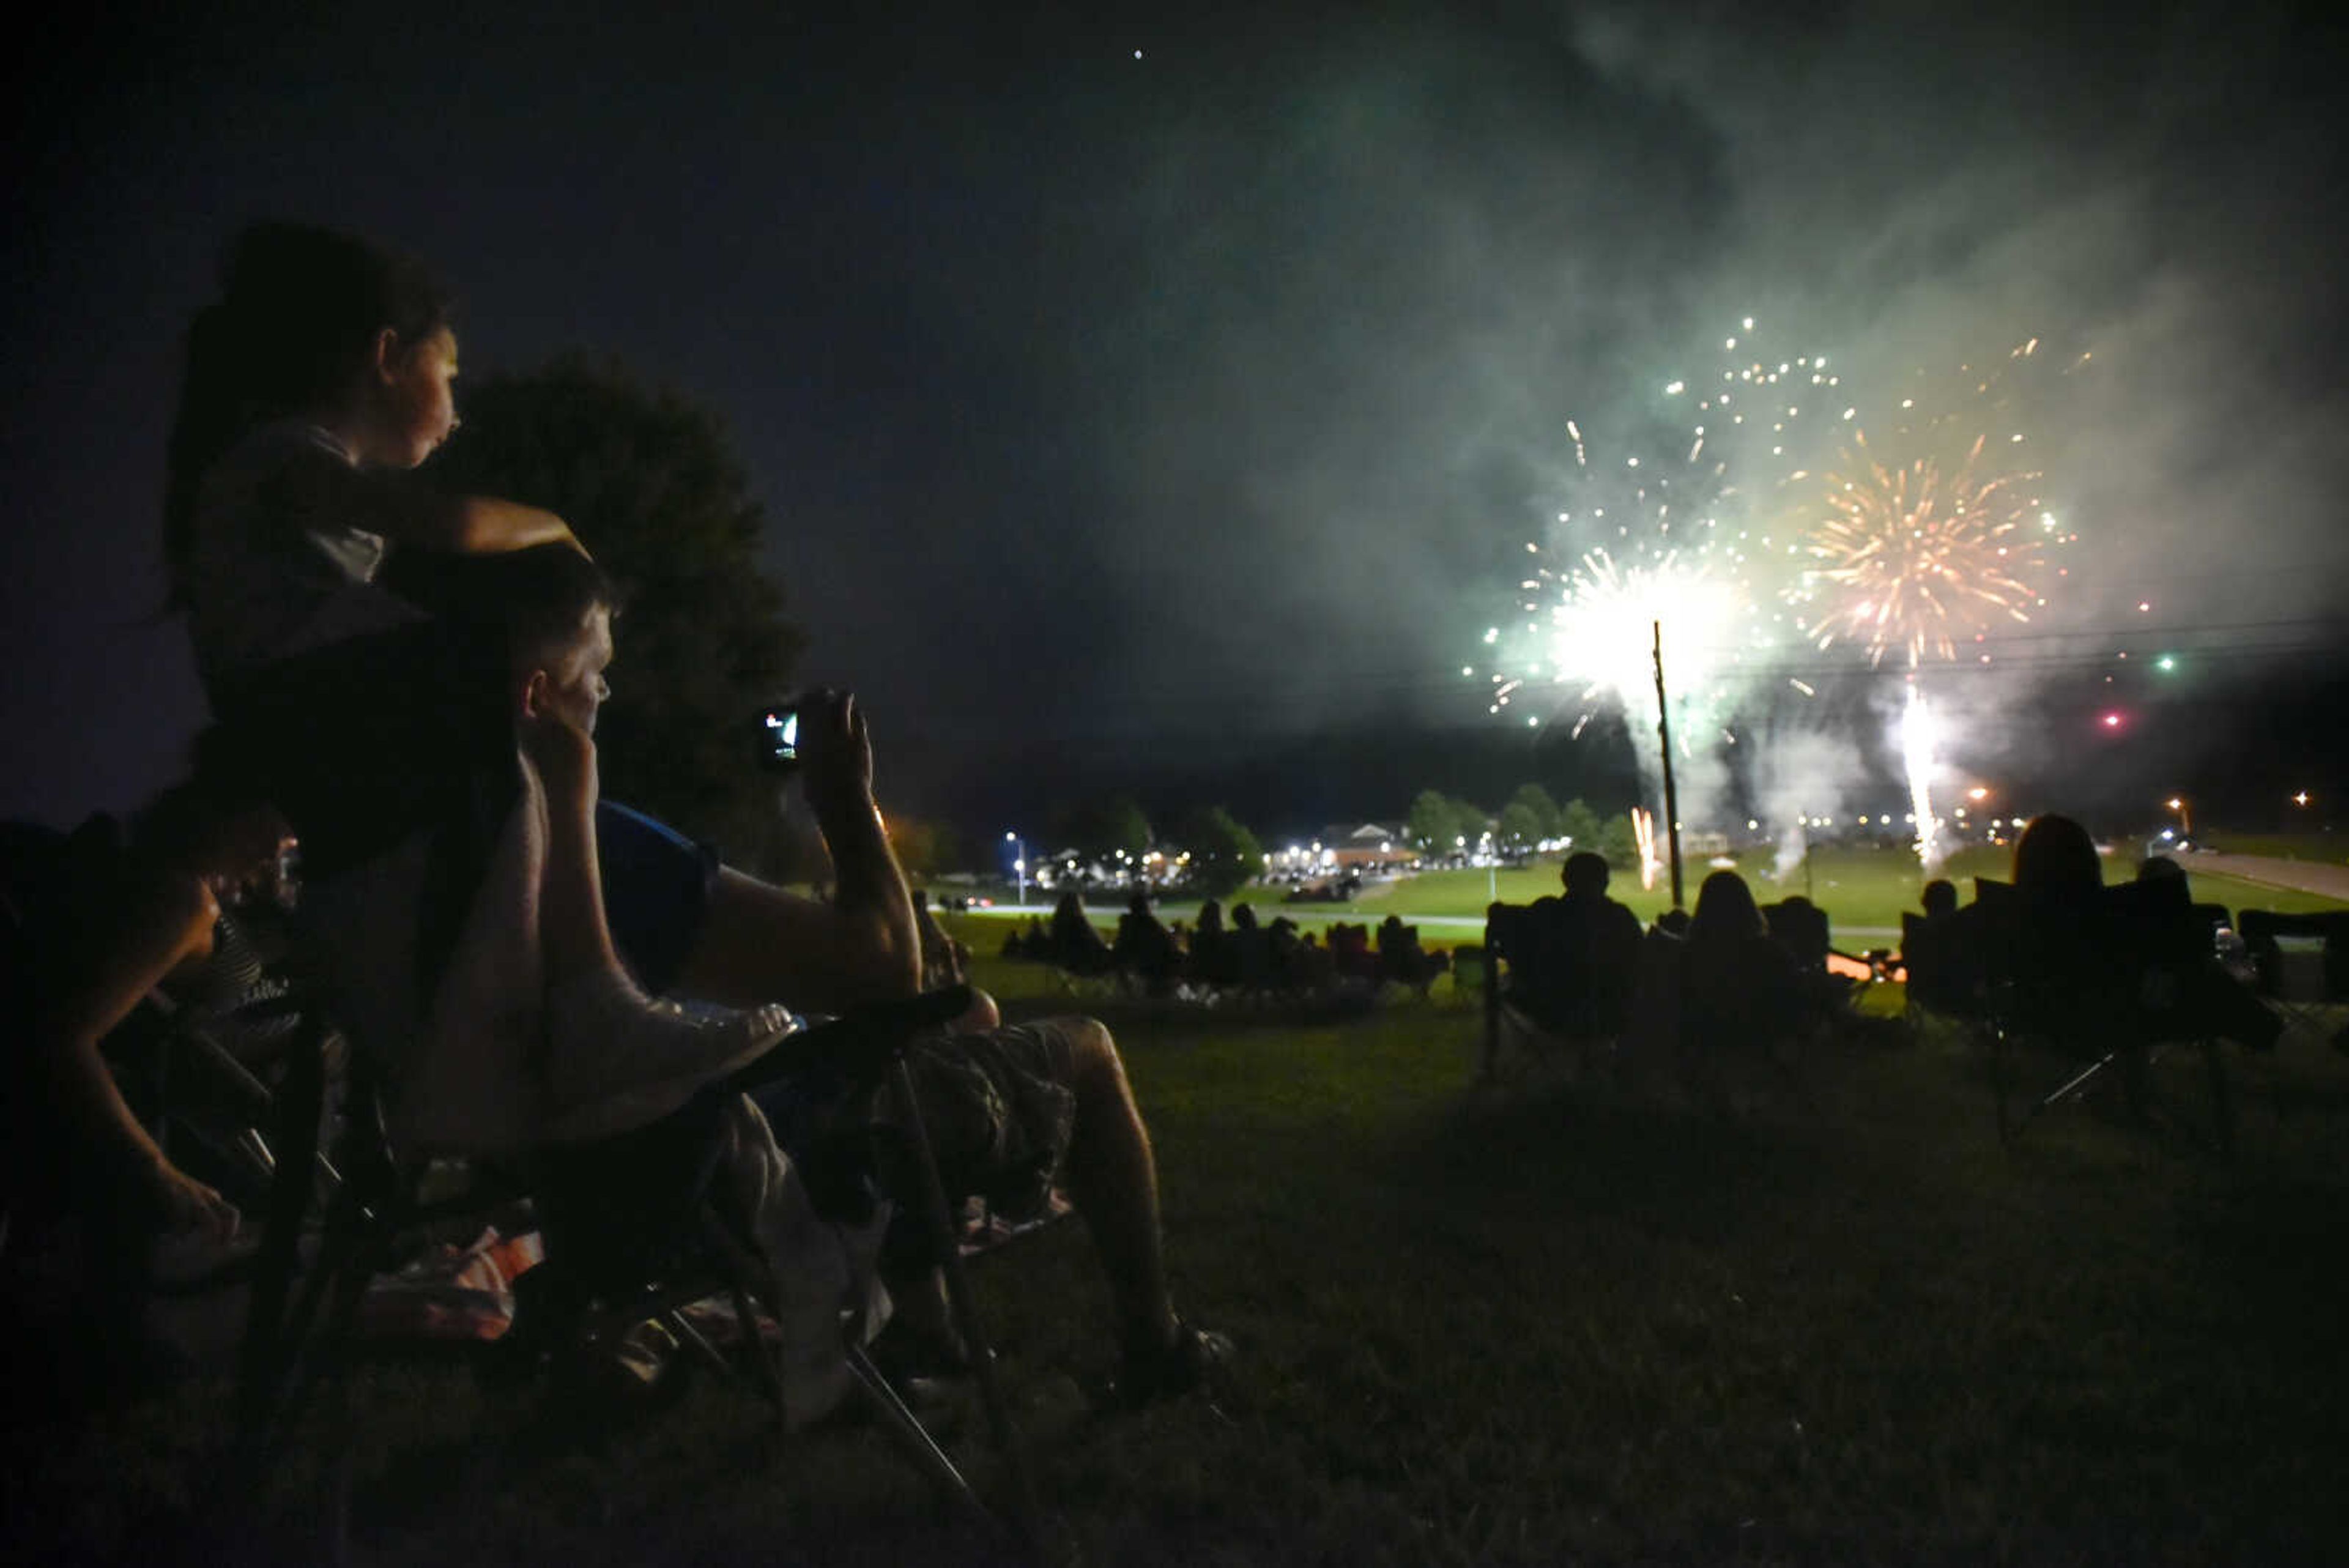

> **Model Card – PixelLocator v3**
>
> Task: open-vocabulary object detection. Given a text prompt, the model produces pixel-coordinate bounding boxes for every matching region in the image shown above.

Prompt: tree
[1496,801,1545,853]
[1054,794,1153,874]
[1504,784,1562,844]
[1406,790,1485,856]
[1595,812,1641,869]
[1557,797,1603,853]
[428,357,804,861]
[1176,806,1263,901]
[886,815,963,882]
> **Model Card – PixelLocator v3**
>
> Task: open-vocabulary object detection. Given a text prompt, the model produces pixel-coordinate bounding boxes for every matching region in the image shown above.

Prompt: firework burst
[1492,544,1748,739]
[1798,428,2045,668]
[1781,337,2077,670]
[1474,378,1779,742]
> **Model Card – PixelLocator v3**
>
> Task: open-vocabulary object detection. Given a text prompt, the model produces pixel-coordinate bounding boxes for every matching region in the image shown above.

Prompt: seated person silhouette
[1900,877,1977,1014]
[1678,871,1806,1058]
[1048,890,1116,978]
[1190,900,1236,986]
[1228,902,1275,990]
[1984,814,2276,1056]
[1326,921,1375,984]
[1371,907,1438,992]
[1289,928,1336,993]
[1920,879,1959,920]
[1112,891,1179,995]
[1522,852,1642,1034]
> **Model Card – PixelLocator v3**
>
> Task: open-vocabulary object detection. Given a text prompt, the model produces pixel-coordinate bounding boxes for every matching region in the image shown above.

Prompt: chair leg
[844,1339,983,1507]
[888,1054,1051,1559]
[2200,1036,2235,1159]
[1989,1024,2021,1146]
[233,1016,330,1485]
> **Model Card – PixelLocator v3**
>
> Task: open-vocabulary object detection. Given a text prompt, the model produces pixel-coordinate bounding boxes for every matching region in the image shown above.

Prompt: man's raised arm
[675,691,922,1014]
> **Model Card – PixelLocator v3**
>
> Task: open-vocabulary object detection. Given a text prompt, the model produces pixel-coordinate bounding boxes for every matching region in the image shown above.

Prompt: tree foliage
[1405,789,1486,856]
[1557,797,1604,853]
[1177,805,1263,901]
[428,357,804,859]
[886,814,963,882]
[1496,801,1546,853]
[1595,812,1641,868]
[1054,794,1154,864]
[1504,784,1562,843]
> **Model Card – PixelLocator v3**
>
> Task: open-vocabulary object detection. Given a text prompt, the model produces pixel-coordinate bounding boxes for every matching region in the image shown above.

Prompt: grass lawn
[8,954,2348,1565]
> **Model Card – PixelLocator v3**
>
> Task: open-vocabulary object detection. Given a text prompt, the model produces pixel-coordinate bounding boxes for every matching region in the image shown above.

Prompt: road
[2183,853,2349,903]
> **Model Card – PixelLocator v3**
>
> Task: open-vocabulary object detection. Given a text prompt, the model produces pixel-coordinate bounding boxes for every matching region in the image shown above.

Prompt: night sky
[7,1,2346,843]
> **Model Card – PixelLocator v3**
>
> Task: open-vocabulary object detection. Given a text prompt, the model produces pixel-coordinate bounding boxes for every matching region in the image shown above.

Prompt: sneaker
[1104,1320,1233,1411]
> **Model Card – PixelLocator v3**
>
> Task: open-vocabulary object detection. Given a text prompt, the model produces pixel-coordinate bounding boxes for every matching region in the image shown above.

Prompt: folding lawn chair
[229,983,1052,1566]
[1761,897,1874,1042]
[2236,909,2349,1046]
[1970,878,2233,1154]
[1898,910,1980,1050]
[1480,901,1630,1082]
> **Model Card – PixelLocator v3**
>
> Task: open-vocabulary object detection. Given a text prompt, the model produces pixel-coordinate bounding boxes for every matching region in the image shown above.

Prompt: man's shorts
[886,1020,1080,1222]
[595,801,721,995]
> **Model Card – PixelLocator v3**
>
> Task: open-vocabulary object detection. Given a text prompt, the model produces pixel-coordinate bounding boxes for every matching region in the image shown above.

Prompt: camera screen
[763,707,800,765]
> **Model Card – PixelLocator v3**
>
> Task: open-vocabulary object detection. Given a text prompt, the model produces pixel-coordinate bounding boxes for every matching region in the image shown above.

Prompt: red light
[2101,713,2123,729]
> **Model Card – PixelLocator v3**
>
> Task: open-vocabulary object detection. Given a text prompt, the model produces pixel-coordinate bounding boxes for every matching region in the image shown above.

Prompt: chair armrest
[724,985,974,1091]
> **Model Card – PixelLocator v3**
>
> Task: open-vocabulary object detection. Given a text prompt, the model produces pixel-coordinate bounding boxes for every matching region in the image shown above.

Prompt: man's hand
[149,1157,240,1244]
[797,688,877,822]
[519,705,600,813]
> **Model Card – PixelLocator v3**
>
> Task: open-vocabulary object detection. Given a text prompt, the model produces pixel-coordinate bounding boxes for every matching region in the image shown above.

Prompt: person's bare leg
[1055,1018,1180,1360]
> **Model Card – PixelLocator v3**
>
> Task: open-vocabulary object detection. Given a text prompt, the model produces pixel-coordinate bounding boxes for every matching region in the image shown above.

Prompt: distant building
[1321,822,1417,872]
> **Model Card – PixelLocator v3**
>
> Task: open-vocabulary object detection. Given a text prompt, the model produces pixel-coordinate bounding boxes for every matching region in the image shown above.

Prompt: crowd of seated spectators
[1894,815,2280,1057]
[1000,891,1452,1002]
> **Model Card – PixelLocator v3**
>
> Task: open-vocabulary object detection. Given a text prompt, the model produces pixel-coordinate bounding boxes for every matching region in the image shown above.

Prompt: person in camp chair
[448,545,1229,1410]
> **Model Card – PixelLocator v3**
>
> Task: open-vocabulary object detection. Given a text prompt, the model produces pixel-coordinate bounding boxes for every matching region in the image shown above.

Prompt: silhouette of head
[2136,855,2185,886]
[2013,814,2101,900]
[1562,851,1609,897]
[1920,878,1958,918]
[166,223,454,602]
[1689,870,1765,946]
[1127,890,1152,916]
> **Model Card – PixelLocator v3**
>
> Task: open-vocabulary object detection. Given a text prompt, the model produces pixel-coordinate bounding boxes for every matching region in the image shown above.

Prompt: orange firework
[1797,428,2045,669]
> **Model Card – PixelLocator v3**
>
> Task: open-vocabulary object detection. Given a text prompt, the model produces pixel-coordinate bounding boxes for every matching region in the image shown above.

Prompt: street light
[1004,830,1026,906]
[2165,797,2192,838]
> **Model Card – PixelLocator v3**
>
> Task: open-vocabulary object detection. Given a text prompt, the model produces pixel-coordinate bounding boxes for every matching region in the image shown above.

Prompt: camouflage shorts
[879,1019,1080,1222]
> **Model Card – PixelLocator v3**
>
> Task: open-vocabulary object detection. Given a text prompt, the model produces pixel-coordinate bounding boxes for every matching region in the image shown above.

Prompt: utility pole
[1652,620,1686,910]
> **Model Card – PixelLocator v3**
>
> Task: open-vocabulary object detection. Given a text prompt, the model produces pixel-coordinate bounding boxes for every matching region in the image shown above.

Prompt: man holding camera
[489,545,1229,1409]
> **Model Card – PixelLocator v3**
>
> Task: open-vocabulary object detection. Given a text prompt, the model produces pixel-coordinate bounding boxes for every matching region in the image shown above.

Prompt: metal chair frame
[230,986,1052,1565]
